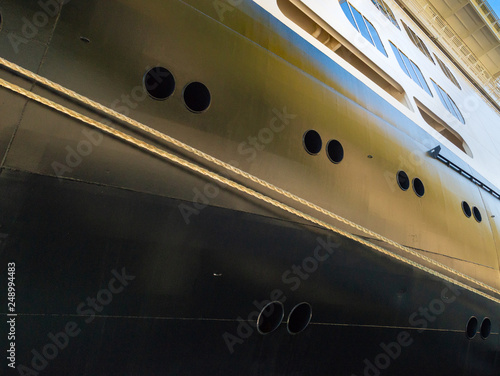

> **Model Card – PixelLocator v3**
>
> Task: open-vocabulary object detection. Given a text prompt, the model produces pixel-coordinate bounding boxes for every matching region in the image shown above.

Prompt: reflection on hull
[1,170,498,375]
[0,0,500,374]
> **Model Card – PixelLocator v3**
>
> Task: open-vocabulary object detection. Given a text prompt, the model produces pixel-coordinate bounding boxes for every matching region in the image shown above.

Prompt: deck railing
[399,0,500,107]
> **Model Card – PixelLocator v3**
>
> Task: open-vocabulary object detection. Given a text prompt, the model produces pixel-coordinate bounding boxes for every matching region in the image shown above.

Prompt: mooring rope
[1,56,499,303]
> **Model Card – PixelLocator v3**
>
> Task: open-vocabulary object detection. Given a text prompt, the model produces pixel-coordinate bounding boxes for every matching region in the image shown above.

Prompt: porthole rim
[182,81,212,113]
[472,206,482,223]
[286,302,313,335]
[256,300,284,335]
[396,170,410,191]
[412,177,425,197]
[143,66,176,101]
[465,316,478,339]
[480,317,491,340]
[326,139,344,164]
[461,201,472,218]
[302,129,322,156]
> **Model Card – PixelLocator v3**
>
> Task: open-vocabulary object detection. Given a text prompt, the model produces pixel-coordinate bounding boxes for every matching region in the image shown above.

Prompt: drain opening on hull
[466,316,478,339]
[287,302,313,334]
[480,317,491,339]
[257,301,284,335]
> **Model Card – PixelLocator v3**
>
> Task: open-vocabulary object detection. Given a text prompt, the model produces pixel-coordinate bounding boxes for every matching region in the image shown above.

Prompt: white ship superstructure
[257,0,500,186]
[1,1,500,374]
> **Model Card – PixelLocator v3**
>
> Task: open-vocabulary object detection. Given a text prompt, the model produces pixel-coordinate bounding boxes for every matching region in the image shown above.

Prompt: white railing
[401,0,500,106]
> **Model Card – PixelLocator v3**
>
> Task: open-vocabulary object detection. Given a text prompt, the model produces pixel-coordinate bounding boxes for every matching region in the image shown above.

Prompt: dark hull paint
[0,169,498,375]
[1,0,500,374]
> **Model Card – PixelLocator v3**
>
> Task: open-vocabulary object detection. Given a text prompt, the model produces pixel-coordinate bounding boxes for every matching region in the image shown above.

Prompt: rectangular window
[400,53,420,83]
[390,42,432,96]
[365,19,387,56]
[371,0,400,29]
[340,1,387,57]
[409,61,432,96]
[351,5,374,44]
[340,1,356,29]
[390,43,409,76]
[431,80,465,124]
[402,23,434,63]
[434,54,461,89]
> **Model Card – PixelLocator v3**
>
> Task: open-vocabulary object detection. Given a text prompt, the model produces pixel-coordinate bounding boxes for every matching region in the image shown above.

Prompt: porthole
[303,130,322,155]
[397,170,410,191]
[412,178,425,197]
[466,316,478,339]
[183,82,211,112]
[473,207,482,223]
[144,67,175,100]
[461,201,471,218]
[257,301,284,335]
[480,317,491,339]
[287,302,312,334]
[326,140,344,164]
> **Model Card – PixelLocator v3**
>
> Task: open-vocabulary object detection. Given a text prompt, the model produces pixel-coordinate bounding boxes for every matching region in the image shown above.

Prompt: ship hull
[1,0,500,374]
[0,169,499,375]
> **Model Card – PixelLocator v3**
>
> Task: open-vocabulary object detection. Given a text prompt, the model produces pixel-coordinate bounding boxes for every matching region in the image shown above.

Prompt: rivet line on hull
[0,57,499,303]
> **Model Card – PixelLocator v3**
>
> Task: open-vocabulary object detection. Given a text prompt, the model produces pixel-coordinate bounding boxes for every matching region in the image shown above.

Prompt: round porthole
[143,67,175,100]
[303,130,322,155]
[397,171,410,191]
[287,302,312,334]
[480,317,491,339]
[466,316,478,339]
[183,82,211,112]
[461,201,471,218]
[473,207,482,223]
[257,301,284,335]
[413,178,425,197]
[326,140,344,164]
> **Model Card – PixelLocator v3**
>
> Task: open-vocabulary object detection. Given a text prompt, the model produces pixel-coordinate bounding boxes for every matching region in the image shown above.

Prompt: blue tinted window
[390,42,432,96]
[351,6,373,44]
[400,53,420,84]
[432,81,446,104]
[371,0,400,29]
[341,2,387,57]
[410,61,432,96]
[390,43,409,75]
[366,19,387,56]
[340,1,356,28]
[431,80,465,124]
[450,100,465,123]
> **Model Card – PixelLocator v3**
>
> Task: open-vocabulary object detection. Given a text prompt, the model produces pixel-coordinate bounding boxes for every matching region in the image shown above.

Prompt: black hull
[1,169,498,375]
